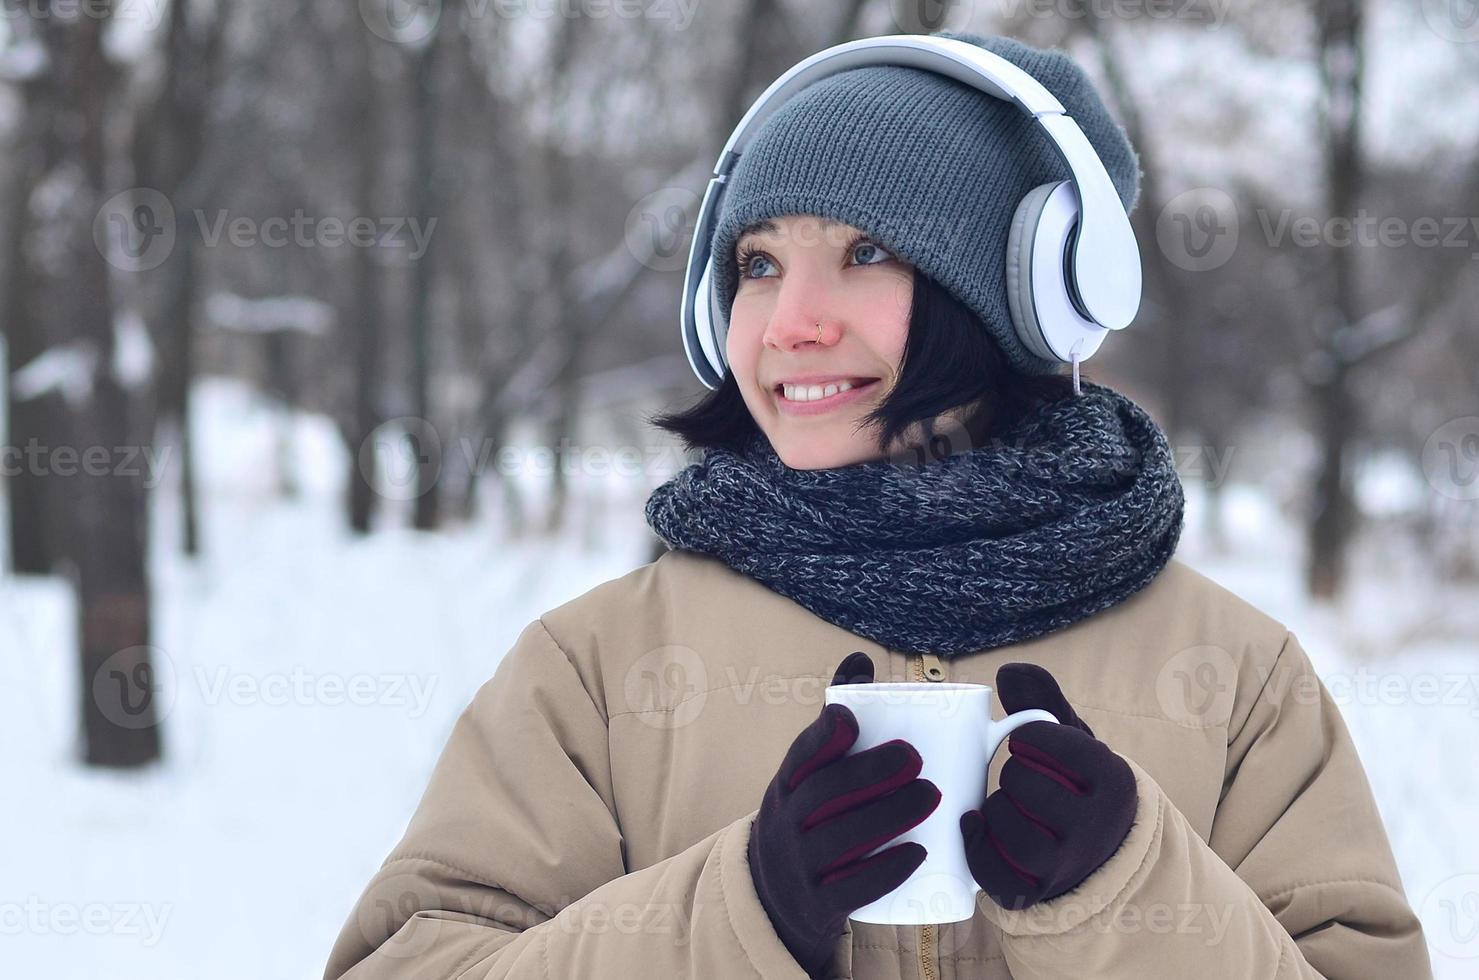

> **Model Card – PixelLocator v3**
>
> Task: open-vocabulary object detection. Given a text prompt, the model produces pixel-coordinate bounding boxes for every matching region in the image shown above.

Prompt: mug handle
[985,708,1059,762]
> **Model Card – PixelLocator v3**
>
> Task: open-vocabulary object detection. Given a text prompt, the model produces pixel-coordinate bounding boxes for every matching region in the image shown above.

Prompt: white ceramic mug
[822,681,1059,924]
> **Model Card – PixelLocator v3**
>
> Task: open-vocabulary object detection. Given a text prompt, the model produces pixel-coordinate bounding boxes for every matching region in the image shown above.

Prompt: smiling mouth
[773,378,881,407]
[773,378,880,396]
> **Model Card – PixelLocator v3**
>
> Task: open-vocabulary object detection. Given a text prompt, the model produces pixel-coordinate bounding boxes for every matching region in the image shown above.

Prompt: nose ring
[815,321,822,344]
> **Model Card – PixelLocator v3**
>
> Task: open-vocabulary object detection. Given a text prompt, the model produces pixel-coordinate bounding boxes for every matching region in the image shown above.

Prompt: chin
[772,436,877,471]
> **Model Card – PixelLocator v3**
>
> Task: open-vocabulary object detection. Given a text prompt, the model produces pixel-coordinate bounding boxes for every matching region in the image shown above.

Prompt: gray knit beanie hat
[708,30,1142,376]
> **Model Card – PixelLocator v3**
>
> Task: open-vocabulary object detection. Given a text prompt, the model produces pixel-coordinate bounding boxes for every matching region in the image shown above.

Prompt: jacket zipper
[909,649,945,980]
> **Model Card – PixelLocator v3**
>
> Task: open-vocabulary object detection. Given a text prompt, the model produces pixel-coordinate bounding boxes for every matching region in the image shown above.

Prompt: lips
[772,377,879,393]
[773,377,883,416]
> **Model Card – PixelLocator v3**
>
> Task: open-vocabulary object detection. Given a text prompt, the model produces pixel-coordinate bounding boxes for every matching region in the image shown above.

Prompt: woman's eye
[851,239,893,266]
[736,247,775,279]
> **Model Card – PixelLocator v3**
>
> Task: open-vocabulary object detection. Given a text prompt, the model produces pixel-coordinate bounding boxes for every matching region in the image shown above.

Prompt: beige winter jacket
[323,549,1433,979]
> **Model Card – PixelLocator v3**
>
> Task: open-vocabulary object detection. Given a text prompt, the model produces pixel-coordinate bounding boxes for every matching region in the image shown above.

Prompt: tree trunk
[345,30,385,535]
[1306,0,1365,599]
[156,230,200,555]
[1307,366,1354,597]
[30,3,161,766]
[265,329,299,499]
[129,0,224,559]
[409,36,442,530]
[2,41,57,576]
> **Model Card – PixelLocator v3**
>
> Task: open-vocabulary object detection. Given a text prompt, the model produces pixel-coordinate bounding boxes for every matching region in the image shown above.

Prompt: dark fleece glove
[749,651,943,978]
[960,662,1138,911]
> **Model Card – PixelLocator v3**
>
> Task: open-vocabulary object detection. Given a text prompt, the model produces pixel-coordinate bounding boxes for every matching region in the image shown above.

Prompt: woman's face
[726,214,916,470]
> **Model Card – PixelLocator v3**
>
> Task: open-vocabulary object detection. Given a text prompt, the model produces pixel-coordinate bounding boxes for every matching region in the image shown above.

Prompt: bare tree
[2,12,58,575]
[1301,0,1473,596]
[334,16,389,534]
[23,1,159,765]
[130,0,229,557]
[404,22,445,529]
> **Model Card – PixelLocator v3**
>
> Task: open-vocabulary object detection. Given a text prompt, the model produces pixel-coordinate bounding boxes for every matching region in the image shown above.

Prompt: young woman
[323,31,1431,980]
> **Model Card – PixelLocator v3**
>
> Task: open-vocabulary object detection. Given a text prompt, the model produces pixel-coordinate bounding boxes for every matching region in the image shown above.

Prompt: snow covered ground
[2,376,1475,978]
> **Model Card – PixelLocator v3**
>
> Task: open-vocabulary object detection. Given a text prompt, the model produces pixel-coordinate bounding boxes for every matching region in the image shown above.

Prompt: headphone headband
[681,34,1141,391]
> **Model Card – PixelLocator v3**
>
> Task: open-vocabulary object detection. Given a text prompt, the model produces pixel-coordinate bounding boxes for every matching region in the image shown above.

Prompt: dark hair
[647,265,1083,457]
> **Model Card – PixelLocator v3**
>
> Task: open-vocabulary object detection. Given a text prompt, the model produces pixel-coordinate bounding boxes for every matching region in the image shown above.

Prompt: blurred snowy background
[2,0,1477,977]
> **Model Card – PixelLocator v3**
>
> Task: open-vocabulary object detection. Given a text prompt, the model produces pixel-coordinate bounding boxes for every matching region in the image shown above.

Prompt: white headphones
[679,34,1142,391]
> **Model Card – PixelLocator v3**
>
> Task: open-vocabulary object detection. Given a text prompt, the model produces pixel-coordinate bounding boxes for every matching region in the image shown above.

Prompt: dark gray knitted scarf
[644,379,1184,656]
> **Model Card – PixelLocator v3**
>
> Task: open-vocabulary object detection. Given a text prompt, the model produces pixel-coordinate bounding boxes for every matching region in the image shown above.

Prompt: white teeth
[782,380,855,402]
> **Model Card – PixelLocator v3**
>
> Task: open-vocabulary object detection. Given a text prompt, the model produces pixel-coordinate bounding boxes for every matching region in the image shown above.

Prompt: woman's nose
[763,315,830,352]
[763,276,834,353]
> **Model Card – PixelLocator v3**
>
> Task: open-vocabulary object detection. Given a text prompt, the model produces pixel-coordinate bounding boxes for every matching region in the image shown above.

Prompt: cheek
[844,275,912,360]
[724,302,765,380]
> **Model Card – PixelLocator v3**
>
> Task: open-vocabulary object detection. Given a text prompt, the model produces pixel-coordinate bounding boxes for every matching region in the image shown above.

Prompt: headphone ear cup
[1005,181,1067,364]
[710,262,730,379]
[693,259,727,385]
